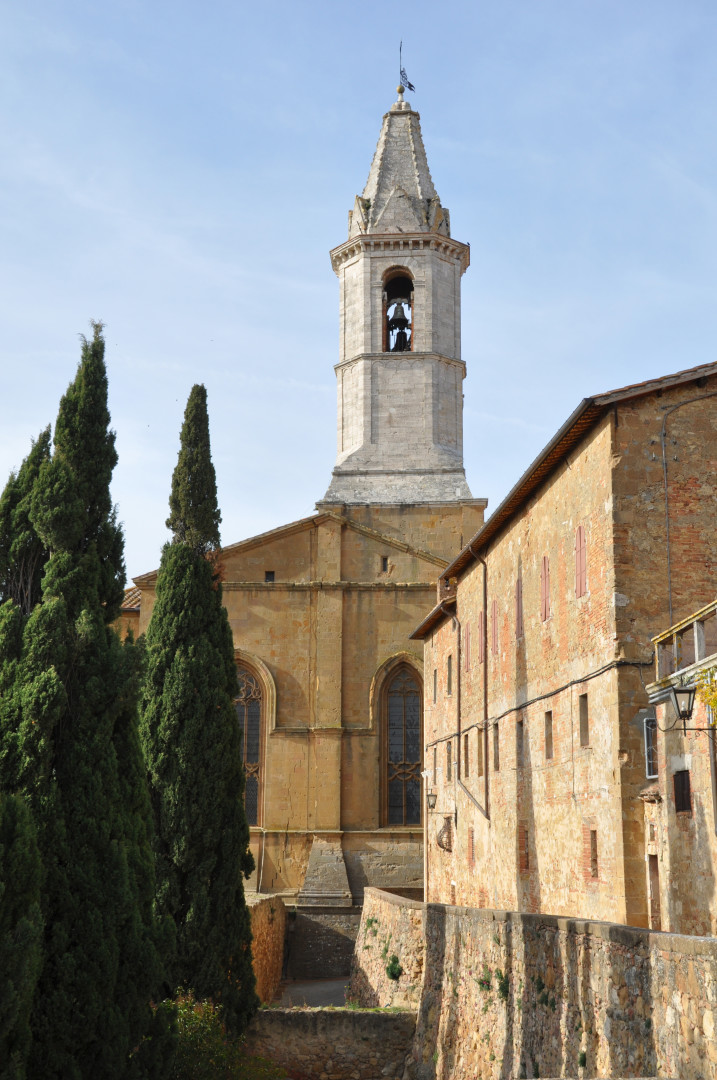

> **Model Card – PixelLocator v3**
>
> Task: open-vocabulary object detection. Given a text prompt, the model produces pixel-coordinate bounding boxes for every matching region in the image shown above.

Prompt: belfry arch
[382,268,414,353]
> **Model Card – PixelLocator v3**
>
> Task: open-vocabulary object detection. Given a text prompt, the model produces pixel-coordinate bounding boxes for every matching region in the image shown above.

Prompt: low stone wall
[350,888,711,1080]
[247,894,286,1004]
[244,1007,416,1080]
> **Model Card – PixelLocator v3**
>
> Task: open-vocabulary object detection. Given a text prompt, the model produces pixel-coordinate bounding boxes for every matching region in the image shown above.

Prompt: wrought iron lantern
[670,682,697,733]
[426,790,437,811]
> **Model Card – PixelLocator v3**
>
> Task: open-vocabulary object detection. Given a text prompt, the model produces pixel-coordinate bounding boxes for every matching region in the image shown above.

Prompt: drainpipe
[474,549,490,819]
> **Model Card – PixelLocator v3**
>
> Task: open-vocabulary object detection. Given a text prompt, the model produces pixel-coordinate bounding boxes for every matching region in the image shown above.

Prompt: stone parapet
[350,888,716,1080]
[244,1007,417,1080]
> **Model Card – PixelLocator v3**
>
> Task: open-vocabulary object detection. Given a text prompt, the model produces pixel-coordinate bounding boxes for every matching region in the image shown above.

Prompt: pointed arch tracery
[374,654,423,827]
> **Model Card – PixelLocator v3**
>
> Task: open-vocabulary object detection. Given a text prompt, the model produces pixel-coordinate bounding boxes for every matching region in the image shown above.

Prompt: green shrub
[578,1050,587,1069]
[385,955,403,981]
[495,969,510,1002]
[167,992,284,1080]
[477,964,492,992]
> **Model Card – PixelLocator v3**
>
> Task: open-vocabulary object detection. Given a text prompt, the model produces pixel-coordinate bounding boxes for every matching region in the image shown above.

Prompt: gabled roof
[411,358,717,639]
[120,585,141,612]
[133,510,448,588]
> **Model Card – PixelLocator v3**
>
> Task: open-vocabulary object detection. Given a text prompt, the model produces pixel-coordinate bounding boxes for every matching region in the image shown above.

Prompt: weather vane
[399,41,415,92]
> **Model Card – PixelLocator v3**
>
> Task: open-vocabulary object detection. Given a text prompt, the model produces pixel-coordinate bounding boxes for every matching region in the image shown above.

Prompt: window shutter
[541,555,550,621]
[478,612,485,664]
[491,600,498,655]
[515,577,523,638]
[576,525,586,597]
[464,623,471,670]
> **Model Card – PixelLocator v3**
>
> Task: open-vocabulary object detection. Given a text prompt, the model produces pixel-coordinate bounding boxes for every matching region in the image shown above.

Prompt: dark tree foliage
[166,385,221,555]
[0,793,43,1080]
[0,324,175,1080]
[0,429,51,615]
[140,384,257,1035]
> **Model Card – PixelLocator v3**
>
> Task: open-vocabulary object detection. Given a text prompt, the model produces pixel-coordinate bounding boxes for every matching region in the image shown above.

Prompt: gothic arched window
[383,272,414,353]
[235,667,263,826]
[382,665,422,826]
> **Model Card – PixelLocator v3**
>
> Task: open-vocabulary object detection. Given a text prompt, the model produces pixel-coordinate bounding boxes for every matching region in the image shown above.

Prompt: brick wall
[351,888,715,1080]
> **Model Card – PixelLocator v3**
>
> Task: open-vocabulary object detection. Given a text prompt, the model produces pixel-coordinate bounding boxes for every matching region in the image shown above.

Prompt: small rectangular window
[575,525,587,598]
[545,711,553,761]
[674,769,691,813]
[493,724,500,772]
[540,555,551,622]
[579,693,589,747]
[516,719,524,769]
[264,570,275,583]
[433,668,437,704]
[447,655,453,696]
[519,822,529,872]
[433,746,437,785]
[446,741,452,782]
[515,577,524,639]
[644,717,658,779]
[590,829,598,879]
[477,727,484,778]
[381,555,389,572]
[464,733,470,778]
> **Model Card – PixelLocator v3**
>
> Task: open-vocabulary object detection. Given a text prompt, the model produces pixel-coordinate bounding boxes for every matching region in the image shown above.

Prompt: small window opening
[649,822,656,842]
[493,724,500,772]
[384,274,413,353]
[545,711,553,761]
[644,717,658,779]
[674,769,691,813]
[516,719,524,768]
[477,727,484,777]
[464,733,470,778]
[590,830,598,879]
[381,555,389,573]
[447,654,453,696]
[579,693,590,747]
[446,741,452,782]
[264,570,275,583]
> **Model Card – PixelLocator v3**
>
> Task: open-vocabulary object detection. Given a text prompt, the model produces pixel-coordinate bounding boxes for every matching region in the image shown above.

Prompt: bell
[388,301,409,332]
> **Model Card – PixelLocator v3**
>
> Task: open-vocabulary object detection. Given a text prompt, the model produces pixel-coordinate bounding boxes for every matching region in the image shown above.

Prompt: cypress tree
[0,324,174,1079]
[140,385,257,1035]
[0,428,51,614]
[0,793,43,1080]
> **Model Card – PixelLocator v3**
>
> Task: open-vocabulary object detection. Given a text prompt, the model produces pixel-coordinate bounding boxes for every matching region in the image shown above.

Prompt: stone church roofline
[410,357,717,641]
[132,509,450,588]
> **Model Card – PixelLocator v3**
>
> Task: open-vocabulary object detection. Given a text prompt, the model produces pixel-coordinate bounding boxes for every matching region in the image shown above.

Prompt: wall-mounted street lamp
[426,790,437,810]
[670,682,697,734]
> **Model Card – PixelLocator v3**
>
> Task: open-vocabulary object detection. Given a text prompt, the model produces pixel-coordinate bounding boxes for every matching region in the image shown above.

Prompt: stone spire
[348,87,451,239]
[319,90,481,508]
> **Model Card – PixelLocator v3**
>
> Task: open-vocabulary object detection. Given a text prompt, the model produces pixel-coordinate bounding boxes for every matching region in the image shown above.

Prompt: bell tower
[320,86,477,506]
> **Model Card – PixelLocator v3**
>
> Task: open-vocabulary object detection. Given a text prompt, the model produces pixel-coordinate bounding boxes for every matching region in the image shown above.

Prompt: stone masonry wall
[248,895,286,1004]
[351,888,717,1080]
[244,1008,417,1080]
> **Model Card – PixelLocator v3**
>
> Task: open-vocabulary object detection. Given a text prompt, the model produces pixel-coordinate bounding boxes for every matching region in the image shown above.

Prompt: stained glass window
[385,667,422,826]
[235,668,262,826]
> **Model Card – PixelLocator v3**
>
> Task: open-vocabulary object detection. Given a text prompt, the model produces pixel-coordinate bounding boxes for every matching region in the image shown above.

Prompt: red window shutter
[478,611,485,664]
[576,526,586,597]
[464,622,471,670]
[491,599,498,655]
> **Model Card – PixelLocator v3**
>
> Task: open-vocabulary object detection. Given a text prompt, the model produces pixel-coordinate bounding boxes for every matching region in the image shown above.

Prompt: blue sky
[2,1,717,576]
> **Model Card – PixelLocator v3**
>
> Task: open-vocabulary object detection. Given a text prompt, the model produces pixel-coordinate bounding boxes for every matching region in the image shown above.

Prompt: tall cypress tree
[0,324,173,1079]
[0,428,51,615]
[140,384,257,1035]
[0,793,43,1080]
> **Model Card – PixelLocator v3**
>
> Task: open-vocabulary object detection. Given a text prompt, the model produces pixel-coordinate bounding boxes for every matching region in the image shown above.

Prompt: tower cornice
[330,233,470,276]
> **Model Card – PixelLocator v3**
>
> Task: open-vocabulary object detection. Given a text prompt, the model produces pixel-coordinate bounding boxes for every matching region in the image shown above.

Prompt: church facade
[124,88,484,912]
